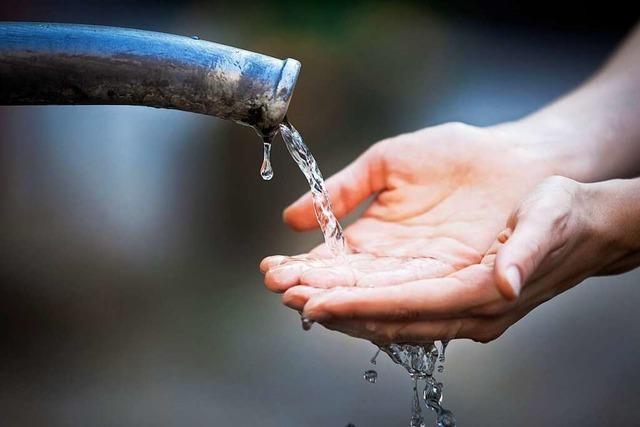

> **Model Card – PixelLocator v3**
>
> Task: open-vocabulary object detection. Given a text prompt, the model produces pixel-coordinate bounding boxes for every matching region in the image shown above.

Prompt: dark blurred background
[1,1,639,426]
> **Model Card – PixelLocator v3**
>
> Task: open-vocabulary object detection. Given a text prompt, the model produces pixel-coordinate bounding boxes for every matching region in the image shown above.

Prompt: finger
[321,318,467,344]
[354,256,454,287]
[301,263,497,322]
[264,262,311,293]
[296,255,452,289]
[260,255,288,273]
[300,265,358,288]
[321,310,524,344]
[494,206,560,300]
[263,249,345,293]
[283,143,387,231]
[282,286,325,311]
[261,252,318,274]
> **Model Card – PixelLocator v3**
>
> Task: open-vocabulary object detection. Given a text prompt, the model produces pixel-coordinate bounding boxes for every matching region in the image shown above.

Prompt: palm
[263,124,550,291]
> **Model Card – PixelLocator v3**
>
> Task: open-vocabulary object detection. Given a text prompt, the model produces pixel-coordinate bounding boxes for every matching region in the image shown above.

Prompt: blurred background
[1,1,639,426]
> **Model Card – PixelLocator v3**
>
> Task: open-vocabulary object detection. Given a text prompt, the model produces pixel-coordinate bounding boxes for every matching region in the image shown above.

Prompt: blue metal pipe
[0,22,301,136]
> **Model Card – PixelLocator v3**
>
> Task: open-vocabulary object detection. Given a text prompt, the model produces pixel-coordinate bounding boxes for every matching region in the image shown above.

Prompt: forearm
[501,23,640,182]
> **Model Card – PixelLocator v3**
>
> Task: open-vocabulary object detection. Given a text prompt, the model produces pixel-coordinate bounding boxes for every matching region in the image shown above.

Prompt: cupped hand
[261,122,561,343]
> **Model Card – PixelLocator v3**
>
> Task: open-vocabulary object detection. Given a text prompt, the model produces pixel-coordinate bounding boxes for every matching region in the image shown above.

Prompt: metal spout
[0,22,301,136]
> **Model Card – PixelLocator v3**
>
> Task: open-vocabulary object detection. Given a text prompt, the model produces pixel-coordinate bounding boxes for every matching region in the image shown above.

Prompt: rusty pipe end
[0,23,302,139]
[252,58,301,138]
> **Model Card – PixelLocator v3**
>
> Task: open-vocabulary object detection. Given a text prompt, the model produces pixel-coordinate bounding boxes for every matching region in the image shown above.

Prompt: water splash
[260,141,274,180]
[381,343,456,426]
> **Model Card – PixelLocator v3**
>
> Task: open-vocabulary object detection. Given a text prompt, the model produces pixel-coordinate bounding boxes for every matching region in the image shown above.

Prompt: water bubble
[437,409,456,427]
[260,142,273,180]
[363,369,378,384]
[437,365,444,373]
[191,35,200,40]
[423,378,443,405]
[379,343,455,425]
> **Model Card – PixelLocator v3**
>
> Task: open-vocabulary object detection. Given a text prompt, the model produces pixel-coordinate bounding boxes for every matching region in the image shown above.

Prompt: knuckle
[543,175,570,187]
[369,136,398,156]
[541,175,578,193]
[443,121,471,132]
[439,121,474,138]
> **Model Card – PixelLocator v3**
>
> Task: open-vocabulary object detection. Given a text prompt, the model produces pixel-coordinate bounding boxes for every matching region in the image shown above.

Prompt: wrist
[583,178,640,274]
[491,114,601,183]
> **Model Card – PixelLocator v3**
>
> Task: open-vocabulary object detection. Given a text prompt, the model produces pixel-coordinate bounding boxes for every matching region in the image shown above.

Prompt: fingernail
[505,265,522,297]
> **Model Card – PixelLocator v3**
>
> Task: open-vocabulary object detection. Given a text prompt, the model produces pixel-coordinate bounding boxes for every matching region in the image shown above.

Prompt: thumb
[494,208,557,300]
[283,143,386,230]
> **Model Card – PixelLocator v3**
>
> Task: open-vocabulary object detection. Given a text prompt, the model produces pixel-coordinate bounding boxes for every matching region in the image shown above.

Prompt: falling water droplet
[439,340,449,363]
[437,409,456,427]
[363,370,378,383]
[370,348,381,365]
[300,314,313,331]
[260,142,274,180]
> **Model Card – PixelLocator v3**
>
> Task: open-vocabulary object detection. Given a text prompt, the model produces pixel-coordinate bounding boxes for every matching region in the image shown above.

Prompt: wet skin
[261,123,556,343]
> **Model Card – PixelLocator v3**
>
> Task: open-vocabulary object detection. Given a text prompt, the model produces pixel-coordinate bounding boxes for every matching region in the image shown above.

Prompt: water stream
[278,119,347,257]
[265,118,456,426]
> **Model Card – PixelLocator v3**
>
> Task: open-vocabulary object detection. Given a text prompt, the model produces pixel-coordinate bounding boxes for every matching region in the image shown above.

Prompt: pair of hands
[260,122,636,344]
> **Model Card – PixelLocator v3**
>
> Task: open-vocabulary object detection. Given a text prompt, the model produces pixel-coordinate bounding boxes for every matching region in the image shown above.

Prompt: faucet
[0,22,301,138]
